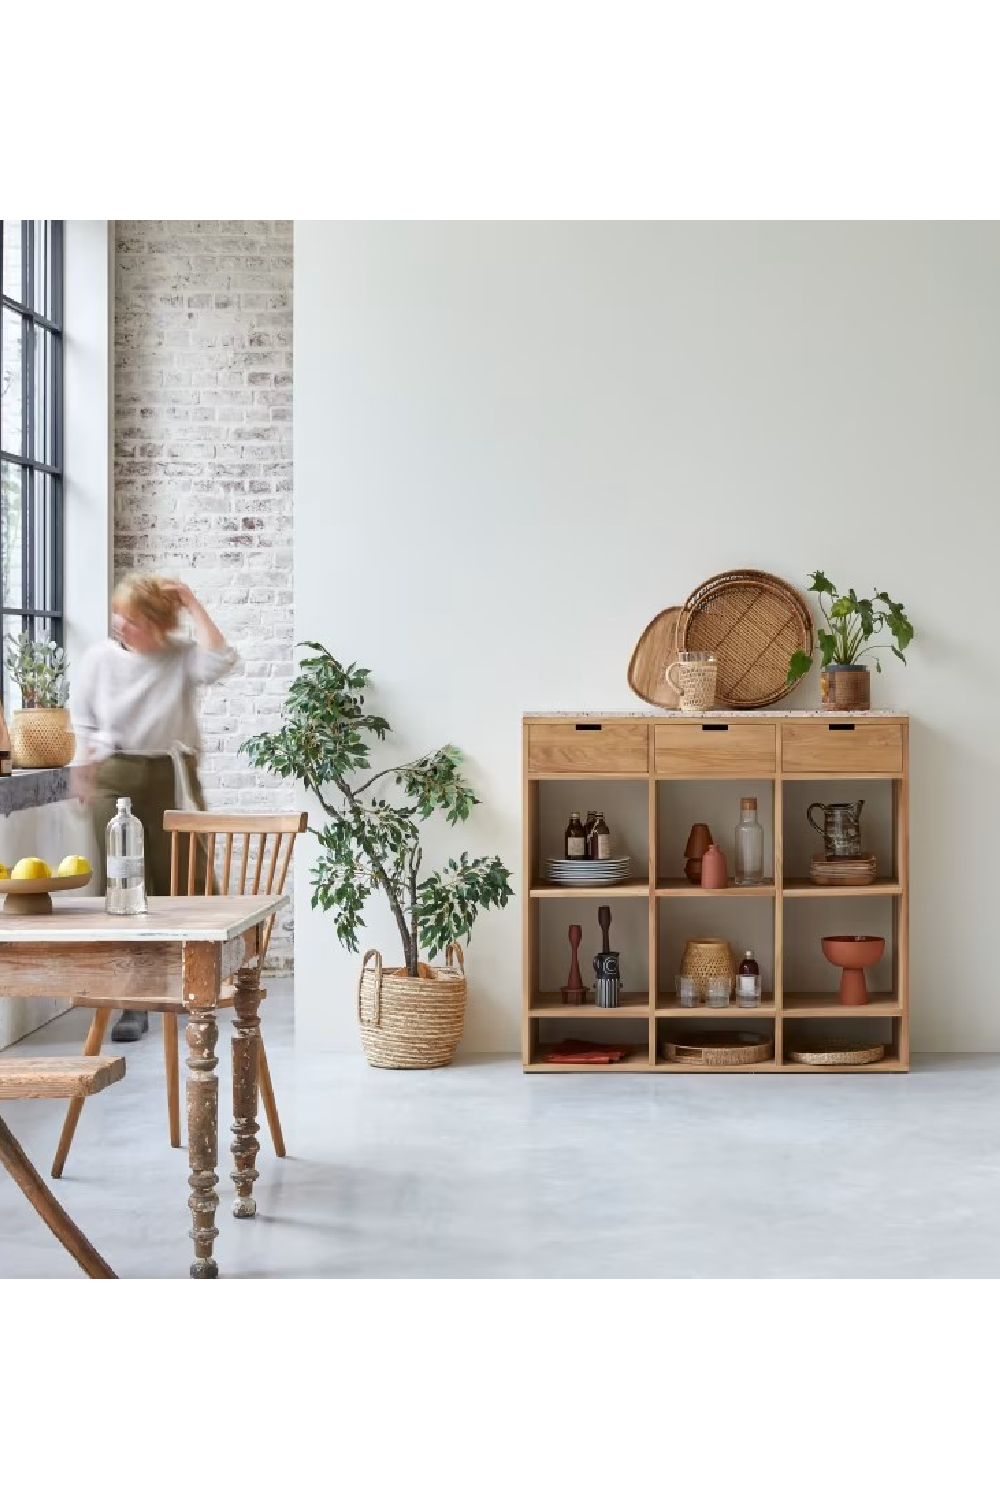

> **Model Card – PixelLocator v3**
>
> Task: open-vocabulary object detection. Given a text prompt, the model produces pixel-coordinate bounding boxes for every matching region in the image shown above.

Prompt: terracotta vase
[700,843,728,889]
[821,934,885,1005]
[683,822,713,884]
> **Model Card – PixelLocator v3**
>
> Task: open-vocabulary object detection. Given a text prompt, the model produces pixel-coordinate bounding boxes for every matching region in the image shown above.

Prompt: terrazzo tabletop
[523,709,907,718]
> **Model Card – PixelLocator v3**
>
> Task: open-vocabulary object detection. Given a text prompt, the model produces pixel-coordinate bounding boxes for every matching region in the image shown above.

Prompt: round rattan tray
[627,605,683,709]
[0,871,91,915]
[664,1030,773,1066]
[678,569,813,709]
[787,1039,886,1066]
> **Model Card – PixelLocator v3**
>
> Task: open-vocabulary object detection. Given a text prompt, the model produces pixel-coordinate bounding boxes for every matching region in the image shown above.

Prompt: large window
[0,219,64,706]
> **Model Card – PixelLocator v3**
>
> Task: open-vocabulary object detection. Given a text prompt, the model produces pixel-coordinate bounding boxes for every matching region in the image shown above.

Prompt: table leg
[186,1005,219,1276]
[231,958,261,1219]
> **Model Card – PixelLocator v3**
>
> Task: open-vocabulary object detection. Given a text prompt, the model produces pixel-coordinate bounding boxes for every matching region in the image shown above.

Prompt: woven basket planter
[680,937,737,999]
[357,943,467,1069]
[11,707,76,769]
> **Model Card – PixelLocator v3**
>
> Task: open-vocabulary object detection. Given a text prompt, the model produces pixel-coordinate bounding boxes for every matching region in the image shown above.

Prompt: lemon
[57,855,92,878]
[11,857,53,880]
[0,864,9,880]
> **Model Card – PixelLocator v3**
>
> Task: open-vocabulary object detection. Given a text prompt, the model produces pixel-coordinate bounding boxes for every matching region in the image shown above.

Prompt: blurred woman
[72,574,238,1040]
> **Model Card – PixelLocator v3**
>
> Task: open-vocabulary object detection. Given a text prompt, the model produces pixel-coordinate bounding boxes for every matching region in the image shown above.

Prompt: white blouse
[72,636,238,758]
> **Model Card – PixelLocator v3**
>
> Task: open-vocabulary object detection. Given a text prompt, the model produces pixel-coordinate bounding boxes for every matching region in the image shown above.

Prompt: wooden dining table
[0,894,287,1278]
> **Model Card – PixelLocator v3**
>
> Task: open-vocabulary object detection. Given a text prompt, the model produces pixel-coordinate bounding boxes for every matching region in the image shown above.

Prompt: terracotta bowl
[821,935,885,1006]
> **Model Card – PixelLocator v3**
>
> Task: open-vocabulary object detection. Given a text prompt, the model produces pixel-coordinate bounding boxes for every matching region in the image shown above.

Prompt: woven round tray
[678,570,813,709]
[788,1038,886,1066]
[627,605,683,708]
[665,1030,773,1066]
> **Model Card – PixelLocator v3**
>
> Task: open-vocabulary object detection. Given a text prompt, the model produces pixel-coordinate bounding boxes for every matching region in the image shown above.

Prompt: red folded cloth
[542,1037,631,1064]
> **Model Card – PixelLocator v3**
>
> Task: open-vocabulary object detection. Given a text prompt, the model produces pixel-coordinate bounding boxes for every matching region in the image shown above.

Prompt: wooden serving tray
[627,605,683,708]
[664,1031,773,1066]
[810,854,877,886]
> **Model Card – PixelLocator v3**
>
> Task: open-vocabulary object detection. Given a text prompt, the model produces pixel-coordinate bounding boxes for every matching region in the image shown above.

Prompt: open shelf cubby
[523,713,909,1074]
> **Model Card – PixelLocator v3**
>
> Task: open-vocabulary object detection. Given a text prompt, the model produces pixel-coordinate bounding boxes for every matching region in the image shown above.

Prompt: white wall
[295,222,1000,1054]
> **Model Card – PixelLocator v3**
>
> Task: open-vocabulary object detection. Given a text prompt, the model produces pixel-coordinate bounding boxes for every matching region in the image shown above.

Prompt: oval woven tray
[788,1039,885,1066]
[627,605,683,708]
[665,1030,773,1066]
[678,570,813,709]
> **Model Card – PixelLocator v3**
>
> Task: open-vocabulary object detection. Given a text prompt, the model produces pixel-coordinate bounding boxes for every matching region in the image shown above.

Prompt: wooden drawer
[781,721,903,775]
[527,721,649,775]
[654,721,776,777]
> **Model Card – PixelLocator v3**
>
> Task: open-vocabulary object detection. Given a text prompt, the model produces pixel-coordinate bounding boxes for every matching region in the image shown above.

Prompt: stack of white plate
[544,856,631,887]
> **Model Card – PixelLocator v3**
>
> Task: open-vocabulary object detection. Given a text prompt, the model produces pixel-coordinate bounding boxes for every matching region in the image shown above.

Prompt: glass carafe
[105,796,148,915]
[734,796,763,886]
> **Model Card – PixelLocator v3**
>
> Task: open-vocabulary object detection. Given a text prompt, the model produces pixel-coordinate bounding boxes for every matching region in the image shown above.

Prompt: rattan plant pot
[357,943,467,1069]
[680,938,737,999]
[11,707,75,769]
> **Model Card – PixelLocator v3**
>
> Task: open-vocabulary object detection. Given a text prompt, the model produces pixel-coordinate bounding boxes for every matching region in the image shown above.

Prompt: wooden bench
[0,1056,125,1279]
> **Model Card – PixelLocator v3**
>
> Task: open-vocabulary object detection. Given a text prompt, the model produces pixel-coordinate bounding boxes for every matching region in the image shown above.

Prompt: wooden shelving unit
[522,712,910,1074]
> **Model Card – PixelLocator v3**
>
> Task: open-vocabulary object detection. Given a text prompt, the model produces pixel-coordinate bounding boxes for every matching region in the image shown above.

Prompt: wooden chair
[51,811,307,1180]
[1,1056,125,1278]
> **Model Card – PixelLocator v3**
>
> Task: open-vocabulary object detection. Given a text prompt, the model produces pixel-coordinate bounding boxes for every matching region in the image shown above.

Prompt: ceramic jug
[807,800,864,859]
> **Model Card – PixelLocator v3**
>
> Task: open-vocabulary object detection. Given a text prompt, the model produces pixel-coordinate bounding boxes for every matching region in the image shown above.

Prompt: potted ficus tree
[786,571,915,709]
[242,644,513,1069]
[4,632,75,768]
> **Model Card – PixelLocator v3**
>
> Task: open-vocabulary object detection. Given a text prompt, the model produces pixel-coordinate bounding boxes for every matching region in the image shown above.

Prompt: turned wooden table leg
[231,952,262,1219]
[184,943,221,1279]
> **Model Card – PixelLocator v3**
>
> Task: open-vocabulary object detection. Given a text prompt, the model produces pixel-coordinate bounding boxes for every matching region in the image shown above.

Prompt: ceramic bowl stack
[544,856,631,887]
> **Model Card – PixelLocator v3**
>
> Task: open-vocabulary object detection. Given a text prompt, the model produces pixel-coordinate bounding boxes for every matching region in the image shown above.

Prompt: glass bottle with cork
[734,796,763,885]
[564,811,587,859]
[588,812,611,860]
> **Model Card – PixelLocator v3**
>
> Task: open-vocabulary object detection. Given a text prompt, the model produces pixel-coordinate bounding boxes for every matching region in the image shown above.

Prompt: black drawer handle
[575,724,602,732]
[701,724,729,732]
[828,724,856,732]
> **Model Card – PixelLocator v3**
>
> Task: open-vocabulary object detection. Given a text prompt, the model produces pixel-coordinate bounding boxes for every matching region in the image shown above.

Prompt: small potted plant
[3,632,75,768]
[242,644,513,1068]
[786,572,914,709]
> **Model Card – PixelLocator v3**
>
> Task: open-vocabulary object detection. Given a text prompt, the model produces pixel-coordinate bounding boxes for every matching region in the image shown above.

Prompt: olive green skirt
[90,753,207,898]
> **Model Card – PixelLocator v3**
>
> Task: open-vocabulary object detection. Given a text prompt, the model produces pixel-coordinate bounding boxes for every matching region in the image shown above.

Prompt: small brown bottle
[0,699,11,777]
[737,949,761,1008]
[565,811,586,859]
[588,812,611,860]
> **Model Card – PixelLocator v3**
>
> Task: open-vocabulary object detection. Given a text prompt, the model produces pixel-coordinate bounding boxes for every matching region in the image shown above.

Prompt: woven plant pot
[680,938,737,999]
[357,943,467,1069]
[11,707,75,769]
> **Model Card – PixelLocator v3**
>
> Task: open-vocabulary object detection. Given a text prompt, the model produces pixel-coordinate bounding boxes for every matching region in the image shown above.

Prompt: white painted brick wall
[114,221,296,967]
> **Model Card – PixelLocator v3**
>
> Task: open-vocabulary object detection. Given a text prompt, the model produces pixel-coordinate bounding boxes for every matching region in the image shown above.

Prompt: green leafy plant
[4,632,69,707]
[786,572,914,684]
[241,644,513,978]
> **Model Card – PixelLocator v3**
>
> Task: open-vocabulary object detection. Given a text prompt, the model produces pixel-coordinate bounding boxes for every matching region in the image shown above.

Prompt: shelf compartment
[783,879,901,897]
[530,879,650,898]
[782,993,901,1018]
[658,879,775,898]
[530,993,651,1018]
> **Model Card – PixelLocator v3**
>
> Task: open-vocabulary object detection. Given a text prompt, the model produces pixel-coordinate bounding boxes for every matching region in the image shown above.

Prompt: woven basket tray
[787,1039,886,1066]
[665,1030,773,1066]
[678,570,813,709]
[627,605,683,708]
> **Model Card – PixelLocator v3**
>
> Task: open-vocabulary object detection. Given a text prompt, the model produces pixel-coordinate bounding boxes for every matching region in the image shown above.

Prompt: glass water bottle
[734,796,763,885]
[105,796,148,915]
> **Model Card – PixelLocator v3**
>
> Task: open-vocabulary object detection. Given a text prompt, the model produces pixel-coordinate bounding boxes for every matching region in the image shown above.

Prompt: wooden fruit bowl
[0,871,92,915]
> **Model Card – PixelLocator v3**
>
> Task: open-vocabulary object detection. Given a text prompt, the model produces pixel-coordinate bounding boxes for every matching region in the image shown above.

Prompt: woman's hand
[161,580,197,612]
[71,759,98,806]
[163,579,227,652]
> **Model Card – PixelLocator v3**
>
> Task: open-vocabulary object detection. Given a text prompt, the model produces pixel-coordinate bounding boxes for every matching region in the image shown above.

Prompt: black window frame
[0,219,65,706]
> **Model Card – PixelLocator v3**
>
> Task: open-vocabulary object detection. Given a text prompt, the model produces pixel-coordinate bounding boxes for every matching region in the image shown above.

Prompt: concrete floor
[1,985,998,1277]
